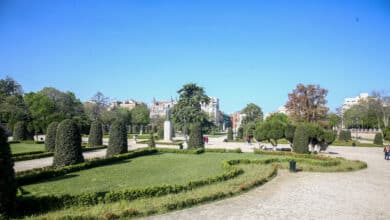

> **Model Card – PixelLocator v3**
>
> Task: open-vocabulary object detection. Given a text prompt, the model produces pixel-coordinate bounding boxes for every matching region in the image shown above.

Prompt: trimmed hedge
[156,148,205,154]
[373,133,383,146]
[107,120,128,157]
[292,124,309,153]
[88,121,103,147]
[13,121,27,141]
[338,130,351,142]
[148,132,156,148]
[188,123,204,149]
[53,119,84,168]
[0,127,16,217]
[227,127,233,141]
[45,122,59,152]
[205,148,242,153]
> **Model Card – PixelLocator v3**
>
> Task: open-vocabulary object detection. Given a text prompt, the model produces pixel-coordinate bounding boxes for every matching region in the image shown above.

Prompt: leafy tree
[284,124,296,144]
[188,123,204,149]
[13,121,27,141]
[227,127,233,141]
[374,133,383,146]
[45,121,59,152]
[328,113,341,129]
[0,127,16,217]
[244,122,257,138]
[107,120,128,157]
[254,113,290,146]
[148,132,156,148]
[292,124,309,153]
[0,76,22,97]
[241,103,263,125]
[343,100,378,129]
[53,119,84,168]
[88,121,103,147]
[236,127,244,140]
[87,92,109,121]
[171,83,210,131]
[131,104,150,134]
[285,84,329,123]
[338,130,351,142]
[370,91,390,128]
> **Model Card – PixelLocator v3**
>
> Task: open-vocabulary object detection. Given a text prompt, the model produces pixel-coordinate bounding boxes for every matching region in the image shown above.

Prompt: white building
[109,99,142,111]
[342,93,369,112]
[150,99,176,118]
[201,97,222,125]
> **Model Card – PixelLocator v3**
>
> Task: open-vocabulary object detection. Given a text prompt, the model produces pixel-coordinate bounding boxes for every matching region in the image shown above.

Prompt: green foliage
[338,130,351,142]
[157,127,164,140]
[0,127,16,217]
[244,122,256,137]
[107,120,128,157]
[383,127,390,141]
[53,119,84,168]
[88,121,103,147]
[131,104,150,133]
[292,124,309,153]
[227,127,233,141]
[45,121,59,152]
[241,103,263,125]
[13,121,27,141]
[148,132,156,148]
[255,114,289,146]
[328,113,341,128]
[373,133,383,146]
[284,124,296,143]
[236,127,244,140]
[188,123,204,149]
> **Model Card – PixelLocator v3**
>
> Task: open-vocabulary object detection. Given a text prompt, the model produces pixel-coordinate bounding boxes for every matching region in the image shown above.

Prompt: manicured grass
[332,140,383,147]
[22,153,269,196]
[10,143,45,154]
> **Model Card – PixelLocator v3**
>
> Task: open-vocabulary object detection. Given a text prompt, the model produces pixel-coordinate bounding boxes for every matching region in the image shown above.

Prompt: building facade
[201,97,222,126]
[342,93,369,112]
[230,112,246,132]
[109,99,142,111]
[149,99,177,118]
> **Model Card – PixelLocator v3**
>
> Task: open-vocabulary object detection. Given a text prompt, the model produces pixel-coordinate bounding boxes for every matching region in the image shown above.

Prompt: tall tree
[370,91,390,128]
[241,103,263,125]
[171,83,210,131]
[131,104,150,134]
[285,84,329,123]
[86,92,109,121]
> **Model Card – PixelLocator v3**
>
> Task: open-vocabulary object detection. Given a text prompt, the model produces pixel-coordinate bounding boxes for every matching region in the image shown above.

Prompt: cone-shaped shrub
[53,119,84,168]
[188,123,204,149]
[0,127,16,217]
[292,124,309,153]
[13,121,27,141]
[227,127,233,141]
[107,120,128,157]
[148,132,156,148]
[88,121,103,147]
[45,122,59,152]
[374,133,383,146]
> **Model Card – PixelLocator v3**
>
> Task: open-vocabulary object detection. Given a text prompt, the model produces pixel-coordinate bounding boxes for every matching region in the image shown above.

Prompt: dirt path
[145,146,390,220]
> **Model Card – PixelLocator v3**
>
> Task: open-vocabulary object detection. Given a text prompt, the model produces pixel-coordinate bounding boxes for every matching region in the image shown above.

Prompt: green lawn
[10,143,45,154]
[23,153,268,196]
[331,140,383,147]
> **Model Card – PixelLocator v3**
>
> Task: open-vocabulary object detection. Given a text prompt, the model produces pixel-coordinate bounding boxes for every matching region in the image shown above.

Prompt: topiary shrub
[338,130,351,142]
[148,132,156,148]
[227,127,233,141]
[107,120,128,157]
[88,121,103,147]
[188,123,204,149]
[45,122,59,152]
[0,127,16,218]
[236,127,244,140]
[373,133,383,146]
[292,124,309,153]
[13,121,27,141]
[319,130,337,151]
[383,127,390,141]
[53,119,84,168]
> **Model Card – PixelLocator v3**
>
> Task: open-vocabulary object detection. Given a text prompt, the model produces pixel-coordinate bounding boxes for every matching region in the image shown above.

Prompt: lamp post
[354,117,359,141]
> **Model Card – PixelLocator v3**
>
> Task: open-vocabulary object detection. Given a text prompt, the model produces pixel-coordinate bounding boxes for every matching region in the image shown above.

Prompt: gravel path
[145,146,390,220]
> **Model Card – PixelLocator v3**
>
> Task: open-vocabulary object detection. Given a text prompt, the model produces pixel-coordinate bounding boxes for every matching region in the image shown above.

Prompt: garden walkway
[145,146,390,220]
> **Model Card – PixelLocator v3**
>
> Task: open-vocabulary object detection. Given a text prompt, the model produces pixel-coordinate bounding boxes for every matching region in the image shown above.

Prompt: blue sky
[1,0,389,114]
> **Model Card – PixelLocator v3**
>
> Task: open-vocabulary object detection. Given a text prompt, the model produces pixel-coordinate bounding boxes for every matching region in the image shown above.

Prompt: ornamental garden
[1,77,386,219]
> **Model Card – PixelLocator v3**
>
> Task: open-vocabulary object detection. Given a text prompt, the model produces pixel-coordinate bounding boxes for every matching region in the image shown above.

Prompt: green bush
[383,127,390,141]
[227,127,233,141]
[292,124,309,153]
[236,127,244,140]
[338,130,351,142]
[88,121,103,147]
[148,132,156,148]
[53,119,84,168]
[188,123,204,149]
[107,120,128,157]
[45,122,59,152]
[13,121,27,141]
[0,127,16,217]
[157,128,164,140]
[156,148,204,154]
[373,133,383,146]
[284,124,296,143]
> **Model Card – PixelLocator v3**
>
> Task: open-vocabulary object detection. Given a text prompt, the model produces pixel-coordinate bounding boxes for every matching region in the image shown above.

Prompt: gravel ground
[144,146,390,220]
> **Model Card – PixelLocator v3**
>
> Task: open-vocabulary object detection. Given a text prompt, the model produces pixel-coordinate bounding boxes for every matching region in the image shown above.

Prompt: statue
[164,106,173,142]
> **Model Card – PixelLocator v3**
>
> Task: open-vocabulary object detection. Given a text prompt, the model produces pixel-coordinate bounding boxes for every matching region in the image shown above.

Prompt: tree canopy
[241,103,263,125]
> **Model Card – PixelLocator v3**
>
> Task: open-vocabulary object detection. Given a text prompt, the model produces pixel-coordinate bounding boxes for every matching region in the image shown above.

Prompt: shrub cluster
[188,123,204,149]
[88,121,103,147]
[0,127,16,217]
[338,130,351,142]
[53,119,84,168]
[373,133,383,146]
[107,120,128,157]
[292,124,309,153]
[205,148,242,153]
[13,121,27,141]
[227,127,233,141]
[45,121,59,152]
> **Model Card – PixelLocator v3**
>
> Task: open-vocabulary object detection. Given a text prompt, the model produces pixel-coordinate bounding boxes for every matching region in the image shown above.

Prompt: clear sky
[1,0,389,114]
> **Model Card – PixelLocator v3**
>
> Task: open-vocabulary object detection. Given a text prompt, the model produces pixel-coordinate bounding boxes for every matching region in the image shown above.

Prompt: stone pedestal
[164,120,173,142]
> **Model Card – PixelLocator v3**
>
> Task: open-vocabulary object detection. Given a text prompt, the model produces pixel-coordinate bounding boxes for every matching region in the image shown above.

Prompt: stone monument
[164,107,173,142]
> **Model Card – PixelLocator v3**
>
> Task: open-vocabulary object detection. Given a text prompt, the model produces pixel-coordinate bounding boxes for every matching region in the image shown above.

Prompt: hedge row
[16,160,243,215]
[12,151,45,157]
[205,148,242,153]
[253,149,335,161]
[156,148,205,154]
[16,148,158,186]
[8,140,44,145]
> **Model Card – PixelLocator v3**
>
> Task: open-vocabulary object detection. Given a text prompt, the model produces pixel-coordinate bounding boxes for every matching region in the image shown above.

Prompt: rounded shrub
[227,127,233,141]
[13,121,27,141]
[45,121,59,152]
[53,119,84,168]
[88,121,103,147]
[148,132,156,148]
[338,130,351,142]
[292,124,309,153]
[188,123,204,149]
[373,133,383,146]
[0,127,16,217]
[107,120,128,157]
